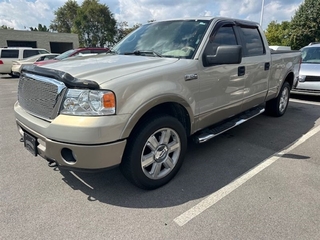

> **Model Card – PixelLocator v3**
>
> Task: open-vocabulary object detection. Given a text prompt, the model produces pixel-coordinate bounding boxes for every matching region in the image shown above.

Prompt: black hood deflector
[21,65,100,90]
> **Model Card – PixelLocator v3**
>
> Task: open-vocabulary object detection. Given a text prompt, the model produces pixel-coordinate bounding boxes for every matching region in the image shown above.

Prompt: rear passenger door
[236,24,270,110]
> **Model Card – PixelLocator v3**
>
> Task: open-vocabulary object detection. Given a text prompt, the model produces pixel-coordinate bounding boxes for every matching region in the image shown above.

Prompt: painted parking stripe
[290,98,320,106]
[174,124,320,226]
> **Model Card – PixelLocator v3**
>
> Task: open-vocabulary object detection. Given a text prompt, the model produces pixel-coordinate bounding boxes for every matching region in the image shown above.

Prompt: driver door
[195,22,245,130]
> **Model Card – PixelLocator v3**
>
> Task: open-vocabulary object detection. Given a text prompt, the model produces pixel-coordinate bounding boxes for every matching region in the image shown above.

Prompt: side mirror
[205,45,242,65]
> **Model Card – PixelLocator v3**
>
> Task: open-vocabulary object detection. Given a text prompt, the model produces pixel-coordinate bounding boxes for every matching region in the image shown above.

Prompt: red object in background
[34,47,109,66]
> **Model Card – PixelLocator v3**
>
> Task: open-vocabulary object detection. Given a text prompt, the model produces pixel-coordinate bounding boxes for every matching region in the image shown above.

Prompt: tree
[114,21,141,43]
[30,24,50,32]
[290,0,320,49]
[74,0,117,47]
[50,0,79,33]
[0,25,14,30]
[265,21,291,46]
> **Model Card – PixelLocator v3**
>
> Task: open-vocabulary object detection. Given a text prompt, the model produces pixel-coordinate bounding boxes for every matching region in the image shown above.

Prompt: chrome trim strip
[197,108,265,143]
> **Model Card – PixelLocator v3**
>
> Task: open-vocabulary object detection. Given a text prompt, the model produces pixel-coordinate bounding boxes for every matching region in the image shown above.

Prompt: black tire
[120,114,187,190]
[9,72,19,78]
[266,81,290,117]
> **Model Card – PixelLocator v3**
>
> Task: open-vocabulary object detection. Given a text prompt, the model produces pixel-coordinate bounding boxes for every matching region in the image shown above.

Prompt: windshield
[113,20,210,59]
[55,49,77,60]
[301,47,320,63]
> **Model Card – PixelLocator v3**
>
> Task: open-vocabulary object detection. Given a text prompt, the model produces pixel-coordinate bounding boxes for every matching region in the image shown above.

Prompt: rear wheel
[266,81,290,117]
[120,114,187,190]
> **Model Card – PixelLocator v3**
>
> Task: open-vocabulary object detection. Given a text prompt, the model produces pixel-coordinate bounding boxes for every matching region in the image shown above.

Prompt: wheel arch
[120,96,194,139]
[284,71,294,90]
[276,71,294,98]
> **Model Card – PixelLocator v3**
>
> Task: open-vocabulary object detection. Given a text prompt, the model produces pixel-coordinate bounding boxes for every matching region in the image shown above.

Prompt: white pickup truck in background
[15,17,301,189]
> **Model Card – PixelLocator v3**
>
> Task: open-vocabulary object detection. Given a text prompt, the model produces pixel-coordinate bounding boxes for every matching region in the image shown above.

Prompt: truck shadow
[57,100,320,208]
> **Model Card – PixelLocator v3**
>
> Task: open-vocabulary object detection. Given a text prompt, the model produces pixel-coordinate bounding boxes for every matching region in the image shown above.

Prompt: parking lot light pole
[260,0,265,27]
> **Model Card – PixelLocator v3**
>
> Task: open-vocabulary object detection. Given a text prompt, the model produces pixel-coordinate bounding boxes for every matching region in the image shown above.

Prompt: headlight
[298,75,306,82]
[61,89,116,116]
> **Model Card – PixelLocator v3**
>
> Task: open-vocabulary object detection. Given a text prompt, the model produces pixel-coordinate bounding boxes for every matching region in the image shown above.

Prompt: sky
[0,0,303,31]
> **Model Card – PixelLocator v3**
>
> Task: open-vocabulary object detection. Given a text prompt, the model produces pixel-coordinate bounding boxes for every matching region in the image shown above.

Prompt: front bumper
[11,65,21,75]
[14,101,129,170]
[292,81,320,95]
[17,120,127,169]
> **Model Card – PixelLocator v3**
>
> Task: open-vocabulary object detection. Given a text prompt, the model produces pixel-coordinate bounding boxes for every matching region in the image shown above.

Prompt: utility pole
[260,0,265,28]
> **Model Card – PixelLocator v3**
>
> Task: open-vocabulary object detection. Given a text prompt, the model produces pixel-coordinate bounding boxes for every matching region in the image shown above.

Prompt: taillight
[0,60,3,64]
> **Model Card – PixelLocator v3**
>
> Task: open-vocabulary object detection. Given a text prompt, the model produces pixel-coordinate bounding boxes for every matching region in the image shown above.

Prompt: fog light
[61,148,77,164]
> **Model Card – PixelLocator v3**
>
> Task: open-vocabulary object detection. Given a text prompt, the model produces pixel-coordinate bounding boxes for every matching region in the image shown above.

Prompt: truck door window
[205,25,237,56]
[240,27,265,57]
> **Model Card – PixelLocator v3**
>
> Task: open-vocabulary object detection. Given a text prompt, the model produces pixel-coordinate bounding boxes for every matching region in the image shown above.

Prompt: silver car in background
[293,44,320,95]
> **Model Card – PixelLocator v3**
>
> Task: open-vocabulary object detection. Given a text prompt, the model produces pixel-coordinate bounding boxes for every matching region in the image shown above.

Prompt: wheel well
[285,72,294,89]
[132,102,191,137]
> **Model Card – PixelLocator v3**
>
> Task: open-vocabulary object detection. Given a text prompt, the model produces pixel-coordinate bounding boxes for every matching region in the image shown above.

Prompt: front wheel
[266,81,291,117]
[120,115,187,190]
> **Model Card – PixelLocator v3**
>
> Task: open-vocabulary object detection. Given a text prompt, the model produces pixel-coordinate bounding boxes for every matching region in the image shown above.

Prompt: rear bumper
[16,119,127,170]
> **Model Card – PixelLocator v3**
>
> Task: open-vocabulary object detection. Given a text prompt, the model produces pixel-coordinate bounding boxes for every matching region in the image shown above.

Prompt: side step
[195,105,265,144]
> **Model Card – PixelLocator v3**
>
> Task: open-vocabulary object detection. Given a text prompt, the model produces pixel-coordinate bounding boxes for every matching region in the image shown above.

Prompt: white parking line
[290,98,320,106]
[174,124,320,226]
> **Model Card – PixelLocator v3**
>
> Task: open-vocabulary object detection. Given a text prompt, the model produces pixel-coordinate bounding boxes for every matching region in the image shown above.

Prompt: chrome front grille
[18,73,66,121]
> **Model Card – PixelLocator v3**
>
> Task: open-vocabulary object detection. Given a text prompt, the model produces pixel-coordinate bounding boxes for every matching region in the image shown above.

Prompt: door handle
[238,66,245,76]
[265,62,270,70]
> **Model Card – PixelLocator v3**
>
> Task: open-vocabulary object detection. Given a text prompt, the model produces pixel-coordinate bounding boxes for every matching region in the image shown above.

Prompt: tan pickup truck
[14,17,301,189]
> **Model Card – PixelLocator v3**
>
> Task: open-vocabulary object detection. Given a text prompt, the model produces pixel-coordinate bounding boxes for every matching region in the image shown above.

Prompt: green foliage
[290,0,320,49]
[50,0,79,33]
[74,0,117,47]
[0,25,14,30]
[114,21,141,43]
[265,21,291,46]
[30,24,50,32]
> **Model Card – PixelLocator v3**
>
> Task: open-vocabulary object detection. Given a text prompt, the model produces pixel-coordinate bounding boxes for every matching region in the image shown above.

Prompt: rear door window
[23,50,40,58]
[239,27,265,57]
[1,50,19,58]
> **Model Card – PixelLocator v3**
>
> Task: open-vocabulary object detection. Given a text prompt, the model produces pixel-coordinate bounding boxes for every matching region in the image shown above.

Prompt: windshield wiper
[124,50,162,57]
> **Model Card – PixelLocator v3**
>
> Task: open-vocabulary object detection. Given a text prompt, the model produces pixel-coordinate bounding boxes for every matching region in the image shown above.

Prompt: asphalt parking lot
[1,74,320,240]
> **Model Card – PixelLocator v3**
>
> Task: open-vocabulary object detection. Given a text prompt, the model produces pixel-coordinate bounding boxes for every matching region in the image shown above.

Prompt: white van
[0,47,49,76]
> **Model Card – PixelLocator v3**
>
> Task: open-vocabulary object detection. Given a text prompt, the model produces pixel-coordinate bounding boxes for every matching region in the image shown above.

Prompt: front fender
[117,81,196,139]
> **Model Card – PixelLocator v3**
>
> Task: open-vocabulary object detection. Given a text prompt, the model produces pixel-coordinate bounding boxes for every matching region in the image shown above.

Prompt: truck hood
[40,54,179,85]
[300,63,320,76]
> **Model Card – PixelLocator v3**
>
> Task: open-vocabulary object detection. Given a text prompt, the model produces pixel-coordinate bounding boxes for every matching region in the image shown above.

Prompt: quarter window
[1,50,19,58]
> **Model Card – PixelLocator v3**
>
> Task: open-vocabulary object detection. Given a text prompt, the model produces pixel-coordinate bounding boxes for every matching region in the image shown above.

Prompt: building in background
[0,29,79,53]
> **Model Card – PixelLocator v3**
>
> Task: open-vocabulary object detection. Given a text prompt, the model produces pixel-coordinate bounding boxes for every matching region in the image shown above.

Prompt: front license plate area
[24,132,38,156]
